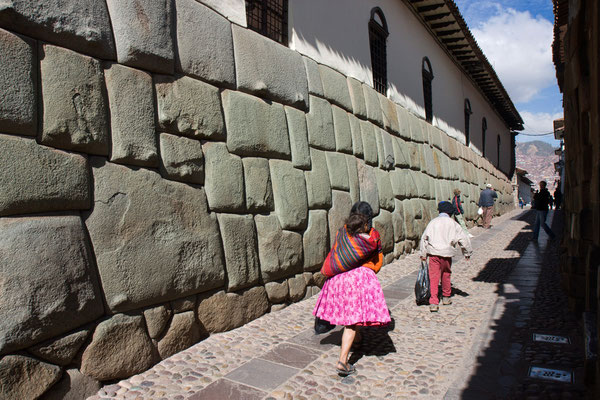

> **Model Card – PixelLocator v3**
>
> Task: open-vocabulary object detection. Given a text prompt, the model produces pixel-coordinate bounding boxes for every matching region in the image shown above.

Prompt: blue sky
[454,0,562,146]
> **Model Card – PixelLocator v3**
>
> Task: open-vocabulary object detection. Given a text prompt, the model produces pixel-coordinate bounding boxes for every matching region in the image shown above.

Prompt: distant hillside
[516,140,556,157]
[515,140,560,190]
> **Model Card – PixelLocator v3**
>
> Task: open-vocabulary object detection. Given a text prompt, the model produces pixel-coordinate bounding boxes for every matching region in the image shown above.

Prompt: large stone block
[203,142,245,212]
[379,94,400,135]
[390,169,407,199]
[0,215,103,354]
[373,209,394,253]
[85,159,225,311]
[328,190,353,247]
[144,305,172,340]
[375,128,395,170]
[29,328,90,366]
[255,215,303,281]
[105,63,158,167]
[375,169,394,211]
[396,105,412,140]
[158,311,203,360]
[405,170,419,198]
[0,355,61,400]
[106,0,174,74]
[270,160,308,230]
[217,214,260,291]
[303,57,324,96]
[407,113,424,143]
[357,160,380,215]
[393,199,405,242]
[0,0,115,59]
[305,148,332,209]
[422,144,436,176]
[40,44,109,155]
[197,287,269,333]
[303,210,329,271]
[413,171,429,199]
[223,90,290,159]
[156,75,224,140]
[243,157,274,212]
[362,84,383,127]
[349,114,364,158]
[326,152,350,191]
[175,0,235,86]
[233,25,308,109]
[288,274,308,302]
[0,29,36,136]
[81,314,155,381]
[331,105,353,154]
[306,96,336,151]
[265,280,289,303]
[0,135,90,216]
[393,137,410,168]
[406,142,421,170]
[360,120,378,166]
[41,368,100,400]
[159,133,204,184]
[285,106,311,169]
[346,155,360,203]
[319,65,353,112]
[347,77,367,118]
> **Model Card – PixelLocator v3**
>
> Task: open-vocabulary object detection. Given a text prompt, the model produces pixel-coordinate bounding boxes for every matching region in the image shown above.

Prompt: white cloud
[519,110,562,135]
[470,8,555,103]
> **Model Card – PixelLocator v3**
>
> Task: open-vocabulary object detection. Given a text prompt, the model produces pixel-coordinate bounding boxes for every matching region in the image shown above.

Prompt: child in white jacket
[419,201,473,312]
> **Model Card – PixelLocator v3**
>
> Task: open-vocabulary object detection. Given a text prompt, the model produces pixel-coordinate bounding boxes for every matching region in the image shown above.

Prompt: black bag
[314,317,335,334]
[415,260,431,305]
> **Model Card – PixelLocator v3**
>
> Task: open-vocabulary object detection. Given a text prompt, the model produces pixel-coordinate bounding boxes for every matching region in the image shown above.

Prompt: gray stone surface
[375,168,395,211]
[243,157,274,212]
[392,199,405,242]
[306,96,336,151]
[40,368,100,400]
[106,0,174,74]
[325,152,350,190]
[318,65,353,112]
[265,281,289,304]
[395,105,412,141]
[379,94,400,135]
[233,25,308,109]
[270,160,308,230]
[287,274,307,302]
[357,160,380,215]
[328,190,353,247]
[158,311,202,360]
[159,133,204,184]
[0,28,36,136]
[302,57,324,96]
[376,128,395,170]
[39,44,109,155]
[203,142,245,212]
[331,105,353,154]
[144,305,172,340]
[81,314,156,381]
[171,295,196,313]
[0,215,103,354]
[0,354,62,400]
[408,113,425,143]
[406,141,421,170]
[346,155,361,203]
[0,135,91,216]
[362,84,384,127]
[413,171,429,199]
[284,106,311,169]
[197,287,269,333]
[175,0,235,86]
[218,214,260,291]
[156,74,224,140]
[28,328,90,366]
[223,90,291,159]
[347,77,367,118]
[360,120,378,166]
[85,159,225,312]
[405,170,419,198]
[390,169,407,199]
[373,209,394,253]
[303,210,329,272]
[0,0,115,59]
[105,63,158,167]
[305,148,332,209]
[393,136,410,168]
[255,215,303,282]
[348,114,364,158]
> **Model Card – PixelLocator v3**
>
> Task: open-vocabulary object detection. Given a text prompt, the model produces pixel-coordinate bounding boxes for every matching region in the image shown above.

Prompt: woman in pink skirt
[313,202,391,376]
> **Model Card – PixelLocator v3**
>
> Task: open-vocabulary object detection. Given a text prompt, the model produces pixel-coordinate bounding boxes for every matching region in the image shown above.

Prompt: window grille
[369,7,389,95]
[482,117,487,157]
[245,0,288,46]
[464,99,472,145]
[422,57,434,123]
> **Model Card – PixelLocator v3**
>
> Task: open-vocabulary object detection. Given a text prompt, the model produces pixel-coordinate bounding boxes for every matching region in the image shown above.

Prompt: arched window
[369,7,388,94]
[464,99,472,145]
[422,57,434,123]
[497,134,501,167]
[481,117,487,157]
[246,0,289,45]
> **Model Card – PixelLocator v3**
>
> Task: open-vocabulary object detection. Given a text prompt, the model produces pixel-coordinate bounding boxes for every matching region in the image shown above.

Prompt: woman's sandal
[336,361,356,376]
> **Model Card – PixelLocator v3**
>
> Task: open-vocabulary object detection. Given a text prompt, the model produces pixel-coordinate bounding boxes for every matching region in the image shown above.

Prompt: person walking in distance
[452,188,474,238]
[478,183,497,229]
[553,187,562,209]
[532,181,556,240]
[420,201,473,312]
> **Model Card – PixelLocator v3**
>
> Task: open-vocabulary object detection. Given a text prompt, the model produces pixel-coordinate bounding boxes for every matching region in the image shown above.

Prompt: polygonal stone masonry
[302,57,324,96]
[348,114,364,158]
[197,287,269,333]
[217,214,260,291]
[325,152,350,191]
[331,105,353,154]
[0,354,62,400]
[306,95,336,151]
[305,148,332,209]
[346,154,361,204]
[395,105,412,141]
[362,84,384,127]
[28,328,90,366]
[373,209,394,253]
[159,133,205,184]
[379,94,400,135]
[157,311,203,360]
[243,157,274,213]
[284,106,311,169]
[357,160,380,216]
[203,142,245,212]
[319,65,353,112]
[270,160,309,230]
[328,190,353,247]
[347,77,367,118]
[360,120,378,166]
[303,210,329,272]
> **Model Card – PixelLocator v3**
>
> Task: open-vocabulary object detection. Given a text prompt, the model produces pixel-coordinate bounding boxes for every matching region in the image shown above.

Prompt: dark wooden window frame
[497,134,501,167]
[422,57,434,123]
[369,7,389,95]
[464,99,472,145]
[482,117,488,157]
[245,0,288,46]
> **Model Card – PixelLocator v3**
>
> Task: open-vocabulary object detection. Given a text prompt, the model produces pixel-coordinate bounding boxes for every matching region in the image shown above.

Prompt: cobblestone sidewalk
[90,209,582,399]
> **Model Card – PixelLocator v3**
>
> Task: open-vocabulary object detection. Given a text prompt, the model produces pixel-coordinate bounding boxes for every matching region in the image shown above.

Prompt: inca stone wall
[0,1,514,398]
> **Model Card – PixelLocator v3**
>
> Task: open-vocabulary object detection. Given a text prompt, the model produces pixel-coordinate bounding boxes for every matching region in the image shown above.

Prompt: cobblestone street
[90,208,586,399]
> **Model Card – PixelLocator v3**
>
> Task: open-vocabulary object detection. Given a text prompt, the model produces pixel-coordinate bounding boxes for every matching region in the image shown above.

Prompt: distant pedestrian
[519,197,524,209]
[419,201,473,312]
[313,202,390,376]
[532,181,556,241]
[553,187,562,209]
[451,188,473,238]
[478,183,497,229]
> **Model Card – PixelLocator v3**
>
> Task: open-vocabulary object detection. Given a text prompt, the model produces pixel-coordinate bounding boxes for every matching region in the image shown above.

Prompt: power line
[518,131,555,136]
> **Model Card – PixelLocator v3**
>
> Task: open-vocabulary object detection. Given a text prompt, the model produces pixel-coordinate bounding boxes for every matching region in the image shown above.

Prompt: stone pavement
[90,208,585,399]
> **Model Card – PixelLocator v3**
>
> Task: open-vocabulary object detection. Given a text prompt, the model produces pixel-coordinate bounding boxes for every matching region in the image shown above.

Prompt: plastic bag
[415,260,430,305]
[477,207,483,215]
[314,317,335,334]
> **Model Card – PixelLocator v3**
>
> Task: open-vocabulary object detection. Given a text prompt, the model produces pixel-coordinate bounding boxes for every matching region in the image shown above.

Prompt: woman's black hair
[346,213,369,236]
[350,201,373,228]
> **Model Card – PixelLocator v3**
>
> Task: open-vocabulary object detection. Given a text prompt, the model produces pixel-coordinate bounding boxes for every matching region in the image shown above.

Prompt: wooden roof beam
[424,12,451,22]
[417,3,446,13]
